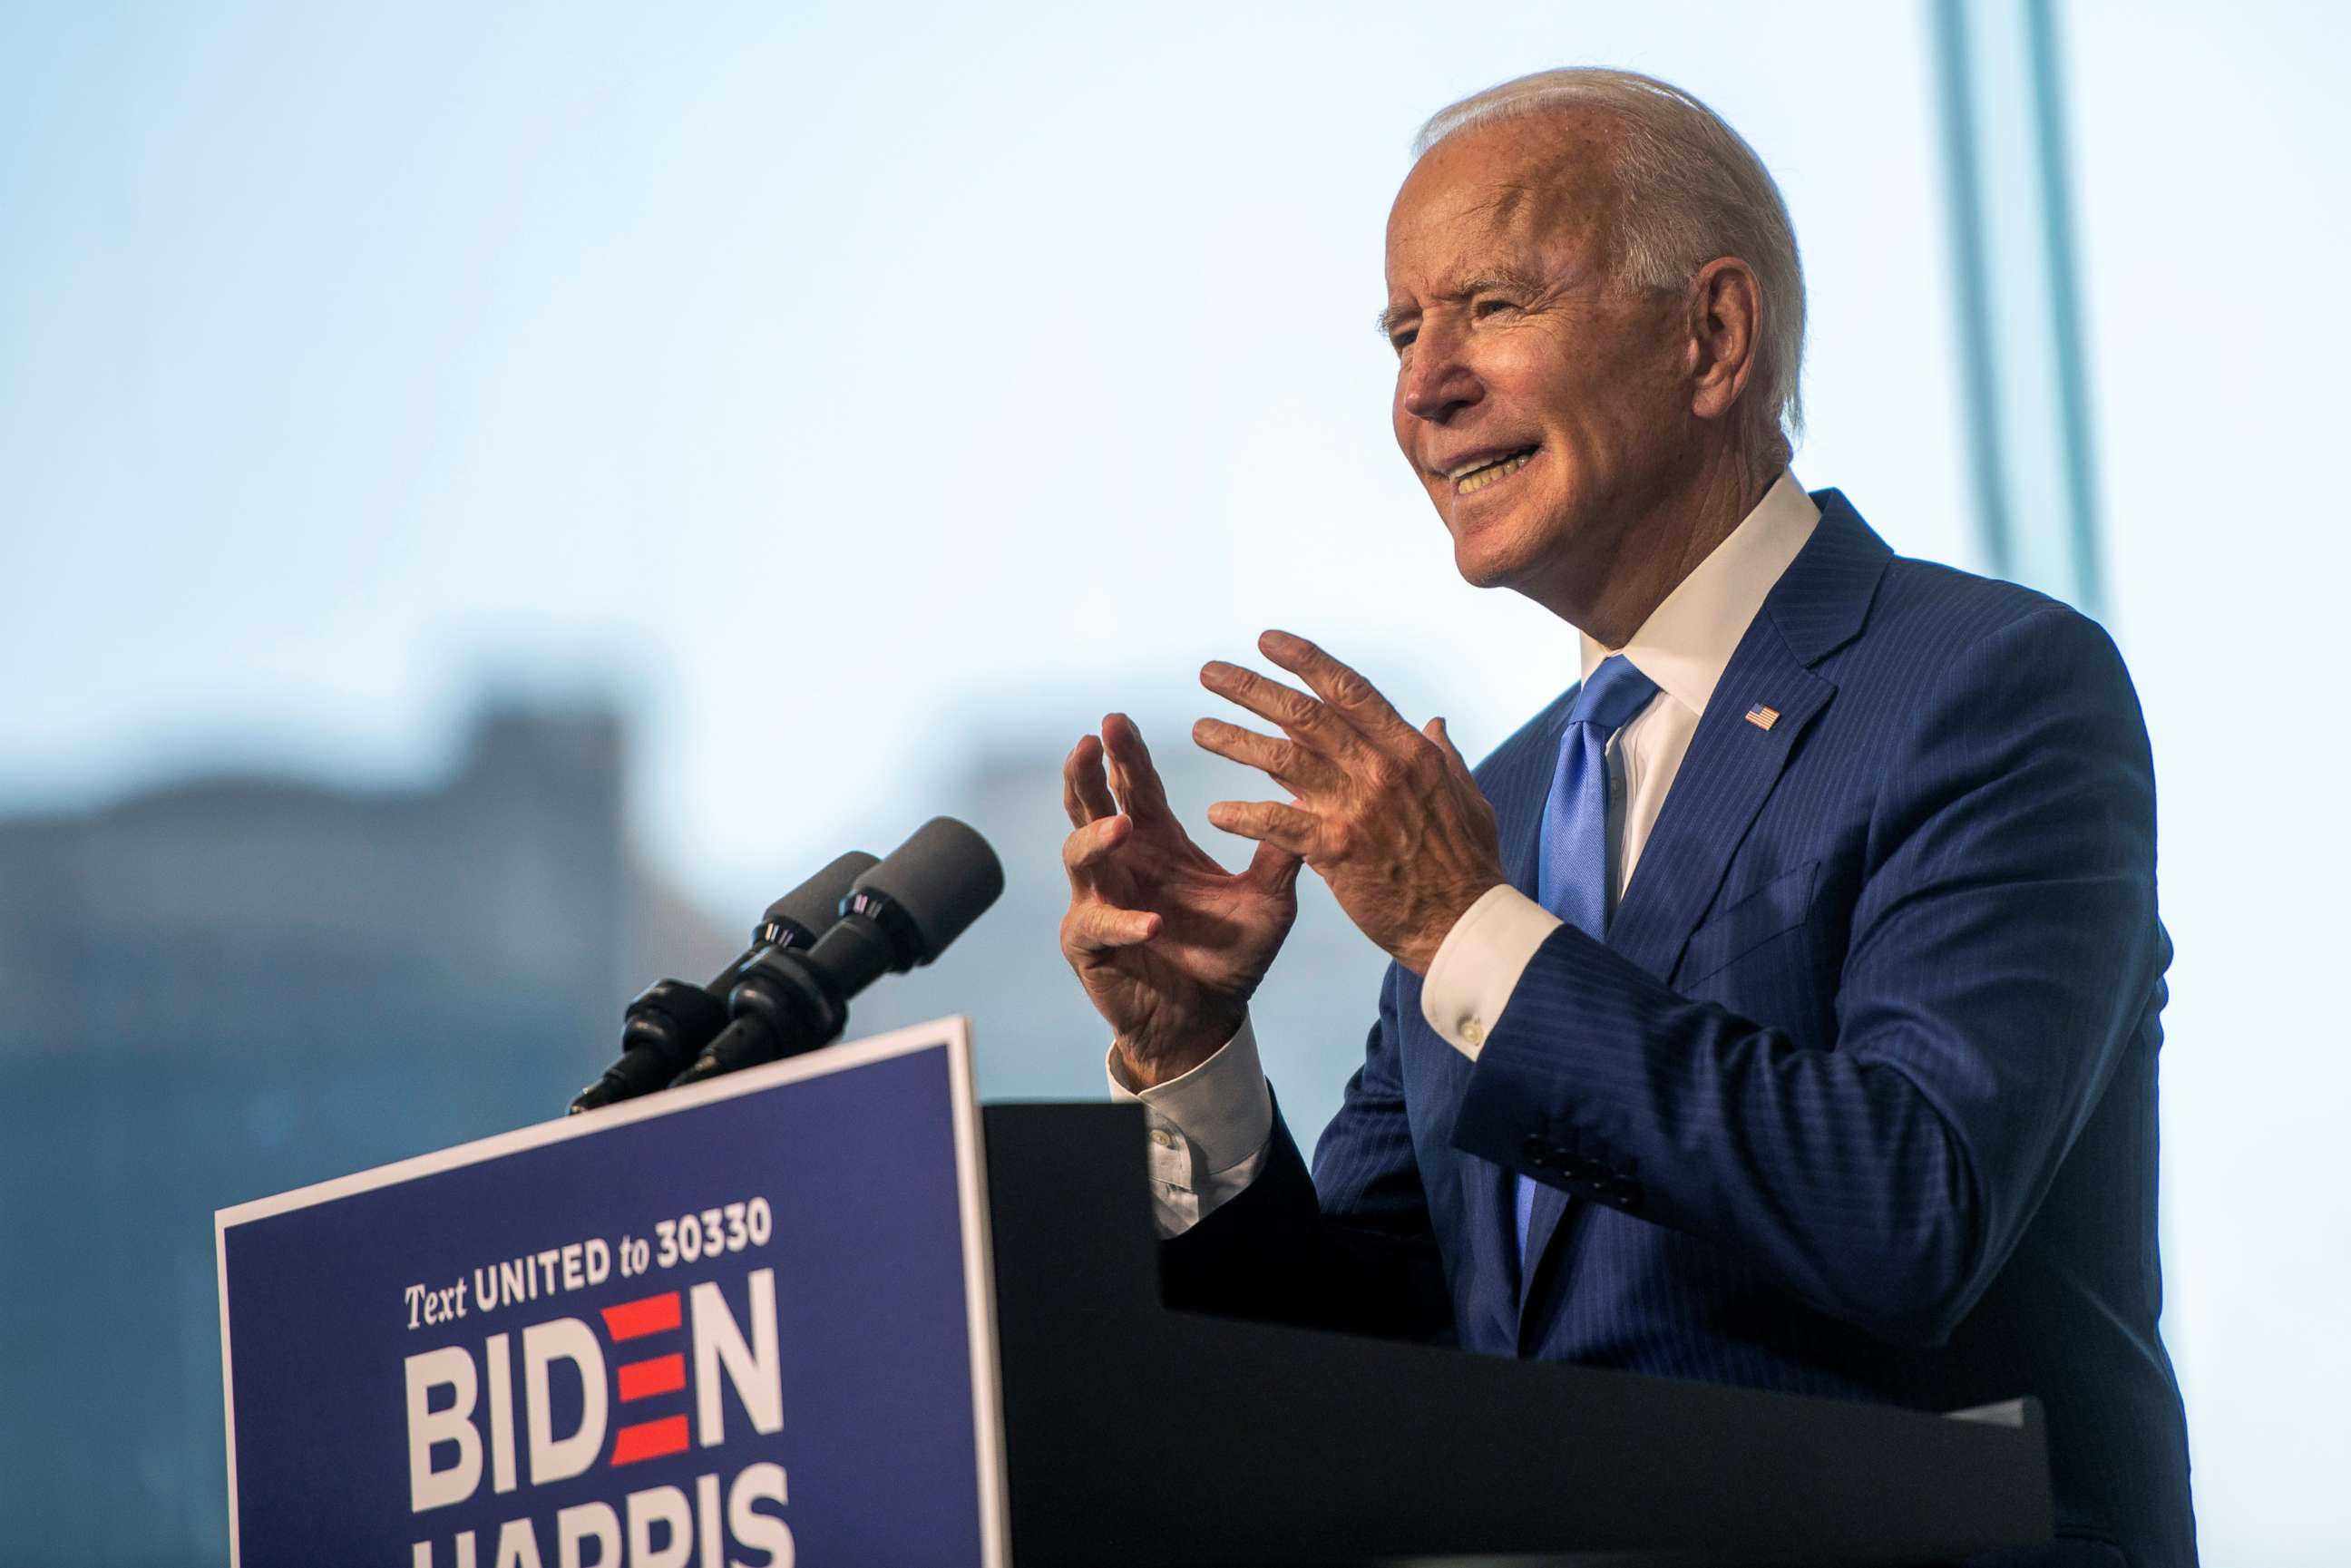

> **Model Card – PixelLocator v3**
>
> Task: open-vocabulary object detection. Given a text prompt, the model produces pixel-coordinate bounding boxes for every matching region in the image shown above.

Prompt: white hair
[1415,68,1806,449]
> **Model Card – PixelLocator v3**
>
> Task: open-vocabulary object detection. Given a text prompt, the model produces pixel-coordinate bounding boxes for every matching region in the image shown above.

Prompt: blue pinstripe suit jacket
[1164,492,2195,1566]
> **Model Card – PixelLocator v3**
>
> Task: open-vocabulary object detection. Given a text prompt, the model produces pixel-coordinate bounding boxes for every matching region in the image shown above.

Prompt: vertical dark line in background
[1931,0,2107,618]
[1931,0,2014,583]
[2027,0,2105,617]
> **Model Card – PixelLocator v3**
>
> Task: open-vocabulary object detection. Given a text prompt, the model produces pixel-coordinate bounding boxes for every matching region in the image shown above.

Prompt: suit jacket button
[1520,1133,1552,1167]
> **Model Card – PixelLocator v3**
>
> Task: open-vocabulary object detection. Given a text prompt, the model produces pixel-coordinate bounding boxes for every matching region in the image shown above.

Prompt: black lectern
[982,1102,2051,1567]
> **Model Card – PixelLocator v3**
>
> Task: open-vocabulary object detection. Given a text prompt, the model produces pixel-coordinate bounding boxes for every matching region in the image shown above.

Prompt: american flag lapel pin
[1744,703,1780,732]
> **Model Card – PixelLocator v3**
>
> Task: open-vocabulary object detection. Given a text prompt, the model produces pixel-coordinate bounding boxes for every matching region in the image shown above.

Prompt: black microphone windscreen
[854,817,1004,962]
[763,851,880,945]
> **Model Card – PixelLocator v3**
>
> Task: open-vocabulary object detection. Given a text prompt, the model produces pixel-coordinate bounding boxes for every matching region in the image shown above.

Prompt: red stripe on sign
[601,1292,681,1341]
[617,1353,686,1402]
[610,1415,690,1466]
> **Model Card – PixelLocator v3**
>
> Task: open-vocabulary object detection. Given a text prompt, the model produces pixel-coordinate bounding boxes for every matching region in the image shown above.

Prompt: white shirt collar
[1576,469,1821,716]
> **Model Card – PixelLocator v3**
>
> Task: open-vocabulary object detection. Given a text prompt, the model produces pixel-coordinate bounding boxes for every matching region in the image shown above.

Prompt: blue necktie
[1517,655,1659,1265]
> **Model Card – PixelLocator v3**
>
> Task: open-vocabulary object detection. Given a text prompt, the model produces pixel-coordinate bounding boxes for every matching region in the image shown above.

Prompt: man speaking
[1056,69,2193,1566]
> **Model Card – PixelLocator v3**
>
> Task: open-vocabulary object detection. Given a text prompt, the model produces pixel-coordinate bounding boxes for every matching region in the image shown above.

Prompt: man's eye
[1390,329,1417,354]
[1474,297,1519,319]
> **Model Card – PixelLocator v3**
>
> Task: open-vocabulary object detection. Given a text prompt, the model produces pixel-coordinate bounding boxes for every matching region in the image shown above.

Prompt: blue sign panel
[216,1019,1006,1567]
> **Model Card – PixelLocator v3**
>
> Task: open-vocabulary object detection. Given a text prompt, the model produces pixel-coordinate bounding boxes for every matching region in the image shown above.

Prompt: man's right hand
[1059,713,1302,1089]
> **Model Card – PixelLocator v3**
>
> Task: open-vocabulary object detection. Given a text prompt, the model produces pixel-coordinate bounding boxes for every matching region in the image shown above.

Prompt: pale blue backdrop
[0,2,2341,1561]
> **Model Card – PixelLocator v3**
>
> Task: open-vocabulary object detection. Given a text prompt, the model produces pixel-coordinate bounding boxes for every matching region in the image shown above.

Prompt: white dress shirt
[1109,472,1821,1236]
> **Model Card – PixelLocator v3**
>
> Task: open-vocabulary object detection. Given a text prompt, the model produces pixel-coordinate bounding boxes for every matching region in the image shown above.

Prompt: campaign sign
[216,1018,1006,1568]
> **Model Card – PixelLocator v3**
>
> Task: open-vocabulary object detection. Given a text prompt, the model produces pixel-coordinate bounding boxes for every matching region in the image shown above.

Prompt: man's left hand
[1194,630,1507,976]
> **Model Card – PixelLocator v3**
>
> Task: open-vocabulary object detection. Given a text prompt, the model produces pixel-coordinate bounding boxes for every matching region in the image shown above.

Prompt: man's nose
[1398,329,1481,422]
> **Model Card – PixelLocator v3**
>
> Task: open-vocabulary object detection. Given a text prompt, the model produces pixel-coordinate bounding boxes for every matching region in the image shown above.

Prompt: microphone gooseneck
[669,817,1003,1086]
[567,850,878,1113]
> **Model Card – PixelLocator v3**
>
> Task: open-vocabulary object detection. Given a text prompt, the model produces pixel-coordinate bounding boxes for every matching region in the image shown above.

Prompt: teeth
[1454,449,1534,493]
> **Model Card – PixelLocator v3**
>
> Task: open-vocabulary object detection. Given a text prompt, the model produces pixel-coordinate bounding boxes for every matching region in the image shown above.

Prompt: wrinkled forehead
[1384,112,1622,292]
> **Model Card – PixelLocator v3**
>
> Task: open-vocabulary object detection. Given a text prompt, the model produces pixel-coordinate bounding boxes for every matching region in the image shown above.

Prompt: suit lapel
[1518,1178,1574,1321]
[1468,693,1575,1304]
[1603,636,1831,983]
[1491,689,1577,896]
[1601,492,1890,982]
[1512,492,1892,1320]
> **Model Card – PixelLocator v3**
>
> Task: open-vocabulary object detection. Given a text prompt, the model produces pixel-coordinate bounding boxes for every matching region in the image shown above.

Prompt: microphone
[567,850,879,1113]
[669,817,1004,1086]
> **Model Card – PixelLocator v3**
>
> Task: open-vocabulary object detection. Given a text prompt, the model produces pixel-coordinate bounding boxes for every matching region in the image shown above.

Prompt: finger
[1245,838,1304,896]
[1425,716,1476,784]
[1199,659,1361,762]
[1101,713,1176,826]
[1064,734,1117,827]
[1061,813,1131,888]
[1191,716,1341,794]
[1063,899,1162,954]
[1258,630,1422,755]
[1205,798,1320,857]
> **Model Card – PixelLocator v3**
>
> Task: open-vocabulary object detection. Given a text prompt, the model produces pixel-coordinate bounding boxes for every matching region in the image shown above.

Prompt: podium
[217,1021,2048,1565]
[986,1099,2049,1566]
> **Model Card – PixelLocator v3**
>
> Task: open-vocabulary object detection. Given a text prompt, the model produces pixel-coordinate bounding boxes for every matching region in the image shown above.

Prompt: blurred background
[1,0,2342,1560]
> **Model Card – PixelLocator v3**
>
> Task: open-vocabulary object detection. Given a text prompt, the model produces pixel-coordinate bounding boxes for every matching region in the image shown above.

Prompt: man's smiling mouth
[1449,445,1540,495]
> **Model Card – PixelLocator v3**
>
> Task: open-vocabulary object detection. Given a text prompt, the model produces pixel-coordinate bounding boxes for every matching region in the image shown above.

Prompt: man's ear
[1686,256,1762,425]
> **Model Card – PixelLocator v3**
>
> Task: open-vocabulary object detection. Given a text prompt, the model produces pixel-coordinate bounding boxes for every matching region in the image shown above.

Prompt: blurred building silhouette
[0,703,726,1563]
[0,698,1397,1560]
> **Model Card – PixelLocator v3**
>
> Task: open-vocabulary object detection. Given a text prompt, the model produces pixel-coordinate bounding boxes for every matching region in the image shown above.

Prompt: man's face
[1384,114,1691,609]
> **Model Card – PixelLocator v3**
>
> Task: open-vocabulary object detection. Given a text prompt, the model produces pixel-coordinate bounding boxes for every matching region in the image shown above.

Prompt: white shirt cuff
[1419,883,1563,1060]
[1106,1016,1274,1237]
